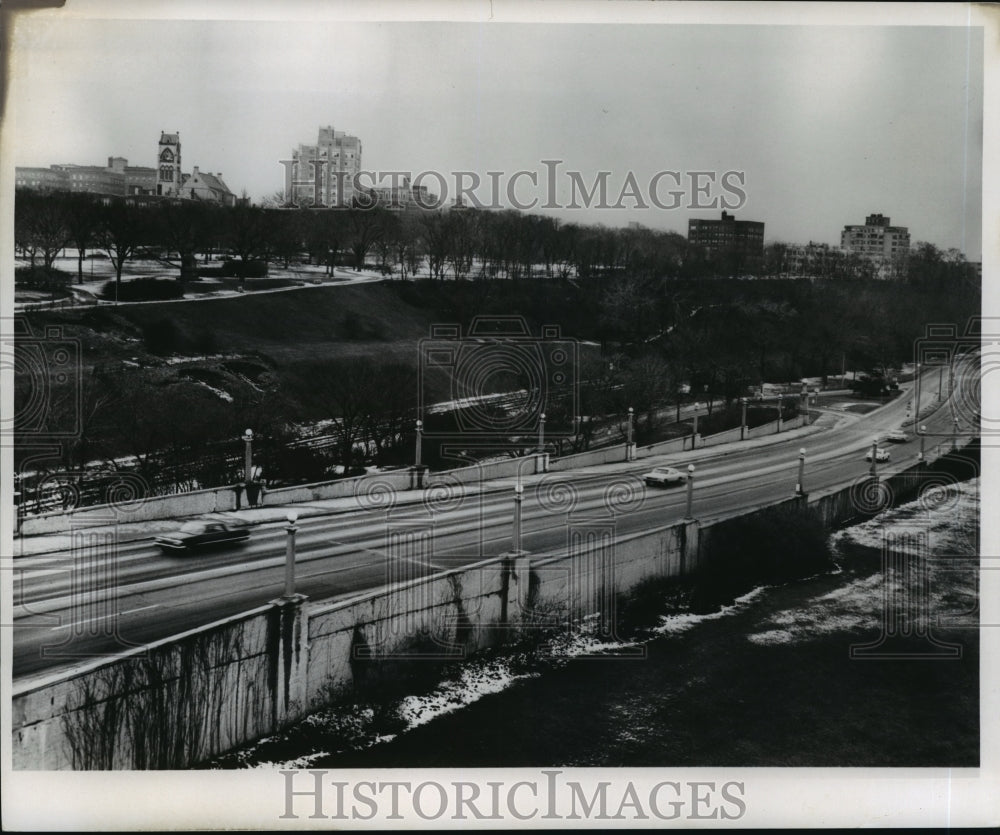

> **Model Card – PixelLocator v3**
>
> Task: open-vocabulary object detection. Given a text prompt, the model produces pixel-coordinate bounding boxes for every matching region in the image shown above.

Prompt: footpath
[15,370,958,559]
[11,401,878,559]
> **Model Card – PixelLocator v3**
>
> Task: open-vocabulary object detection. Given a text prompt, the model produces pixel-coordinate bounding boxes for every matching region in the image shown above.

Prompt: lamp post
[919,424,927,463]
[513,481,523,552]
[740,397,748,440]
[952,417,959,451]
[414,419,423,467]
[626,407,634,459]
[685,464,695,519]
[869,436,879,479]
[283,510,299,598]
[796,447,806,496]
[243,428,254,484]
[538,412,546,454]
[938,366,944,401]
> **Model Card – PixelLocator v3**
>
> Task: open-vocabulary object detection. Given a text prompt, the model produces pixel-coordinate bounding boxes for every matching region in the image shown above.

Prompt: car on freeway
[155,519,250,552]
[886,429,909,443]
[642,465,686,486]
[865,447,891,463]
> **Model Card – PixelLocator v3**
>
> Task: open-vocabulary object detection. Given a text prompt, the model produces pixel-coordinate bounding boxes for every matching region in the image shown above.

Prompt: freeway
[10,367,979,678]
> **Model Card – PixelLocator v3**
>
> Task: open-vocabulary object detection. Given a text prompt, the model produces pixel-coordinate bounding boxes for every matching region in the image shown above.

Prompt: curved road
[11,367,979,678]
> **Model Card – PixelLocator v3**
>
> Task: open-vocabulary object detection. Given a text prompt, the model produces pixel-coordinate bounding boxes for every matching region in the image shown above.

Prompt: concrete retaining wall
[639,435,690,457]
[703,425,744,447]
[20,485,239,536]
[11,515,695,770]
[744,417,788,439]
[266,470,417,505]
[548,444,630,471]
[12,602,298,770]
[424,455,544,486]
[16,450,962,769]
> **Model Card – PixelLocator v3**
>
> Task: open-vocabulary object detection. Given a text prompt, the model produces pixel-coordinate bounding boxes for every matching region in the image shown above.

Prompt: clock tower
[157,131,182,196]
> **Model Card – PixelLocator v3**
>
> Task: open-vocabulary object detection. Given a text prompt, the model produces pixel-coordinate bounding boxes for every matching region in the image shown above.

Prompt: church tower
[157,131,182,196]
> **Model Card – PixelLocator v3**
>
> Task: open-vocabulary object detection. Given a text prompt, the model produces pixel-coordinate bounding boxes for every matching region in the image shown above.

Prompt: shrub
[691,504,832,613]
[15,266,71,290]
[101,278,184,302]
[195,266,226,278]
[142,317,181,354]
[220,259,268,278]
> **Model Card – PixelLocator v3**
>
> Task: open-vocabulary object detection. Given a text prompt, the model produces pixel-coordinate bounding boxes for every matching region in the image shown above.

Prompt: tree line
[18,188,977,292]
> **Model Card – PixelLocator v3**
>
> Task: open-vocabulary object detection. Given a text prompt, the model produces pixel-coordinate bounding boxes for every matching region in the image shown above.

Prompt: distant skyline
[6,14,984,259]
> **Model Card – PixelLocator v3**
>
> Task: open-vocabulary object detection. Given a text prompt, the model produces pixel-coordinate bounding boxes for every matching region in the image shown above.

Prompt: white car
[886,430,908,443]
[643,466,685,486]
[865,447,891,463]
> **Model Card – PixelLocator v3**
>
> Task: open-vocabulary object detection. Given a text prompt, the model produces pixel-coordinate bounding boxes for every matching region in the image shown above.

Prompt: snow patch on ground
[831,478,978,552]
[193,380,234,402]
[397,660,539,731]
[654,585,771,635]
[746,479,978,647]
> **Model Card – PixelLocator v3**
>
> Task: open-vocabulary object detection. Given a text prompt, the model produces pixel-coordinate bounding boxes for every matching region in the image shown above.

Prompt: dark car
[155,520,250,552]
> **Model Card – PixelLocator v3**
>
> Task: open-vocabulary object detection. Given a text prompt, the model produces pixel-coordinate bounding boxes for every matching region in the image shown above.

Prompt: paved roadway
[11,368,978,679]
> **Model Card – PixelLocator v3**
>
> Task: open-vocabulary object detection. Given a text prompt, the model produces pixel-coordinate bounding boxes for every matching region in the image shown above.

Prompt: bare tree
[99,199,148,294]
[65,193,101,284]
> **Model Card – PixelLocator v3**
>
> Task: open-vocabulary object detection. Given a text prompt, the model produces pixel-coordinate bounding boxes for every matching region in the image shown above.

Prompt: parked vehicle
[865,447,891,463]
[155,519,250,552]
[642,465,685,486]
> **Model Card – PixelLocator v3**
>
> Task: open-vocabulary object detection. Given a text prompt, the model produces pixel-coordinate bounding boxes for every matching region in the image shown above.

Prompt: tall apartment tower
[841,213,911,260]
[289,125,363,206]
[156,131,182,197]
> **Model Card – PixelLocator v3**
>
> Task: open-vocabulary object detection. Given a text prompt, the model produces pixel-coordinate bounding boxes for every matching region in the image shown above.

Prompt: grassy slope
[30,279,593,369]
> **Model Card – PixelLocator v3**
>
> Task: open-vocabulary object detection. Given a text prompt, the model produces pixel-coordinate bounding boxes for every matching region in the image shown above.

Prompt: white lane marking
[51,604,159,631]
[13,568,67,578]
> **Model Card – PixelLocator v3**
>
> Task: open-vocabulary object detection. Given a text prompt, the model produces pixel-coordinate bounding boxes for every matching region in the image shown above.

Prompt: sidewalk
[15,374,932,559]
[11,408,852,559]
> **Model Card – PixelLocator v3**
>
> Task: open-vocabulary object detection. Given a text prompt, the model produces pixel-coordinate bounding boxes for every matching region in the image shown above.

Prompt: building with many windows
[687,211,765,257]
[839,213,910,279]
[15,131,235,205]
[840,213,910,262]
[285,125,363,207]
[15,158,155,197]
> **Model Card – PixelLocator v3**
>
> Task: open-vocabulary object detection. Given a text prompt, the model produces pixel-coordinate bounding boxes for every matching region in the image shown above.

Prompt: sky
[3,7,985,259]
